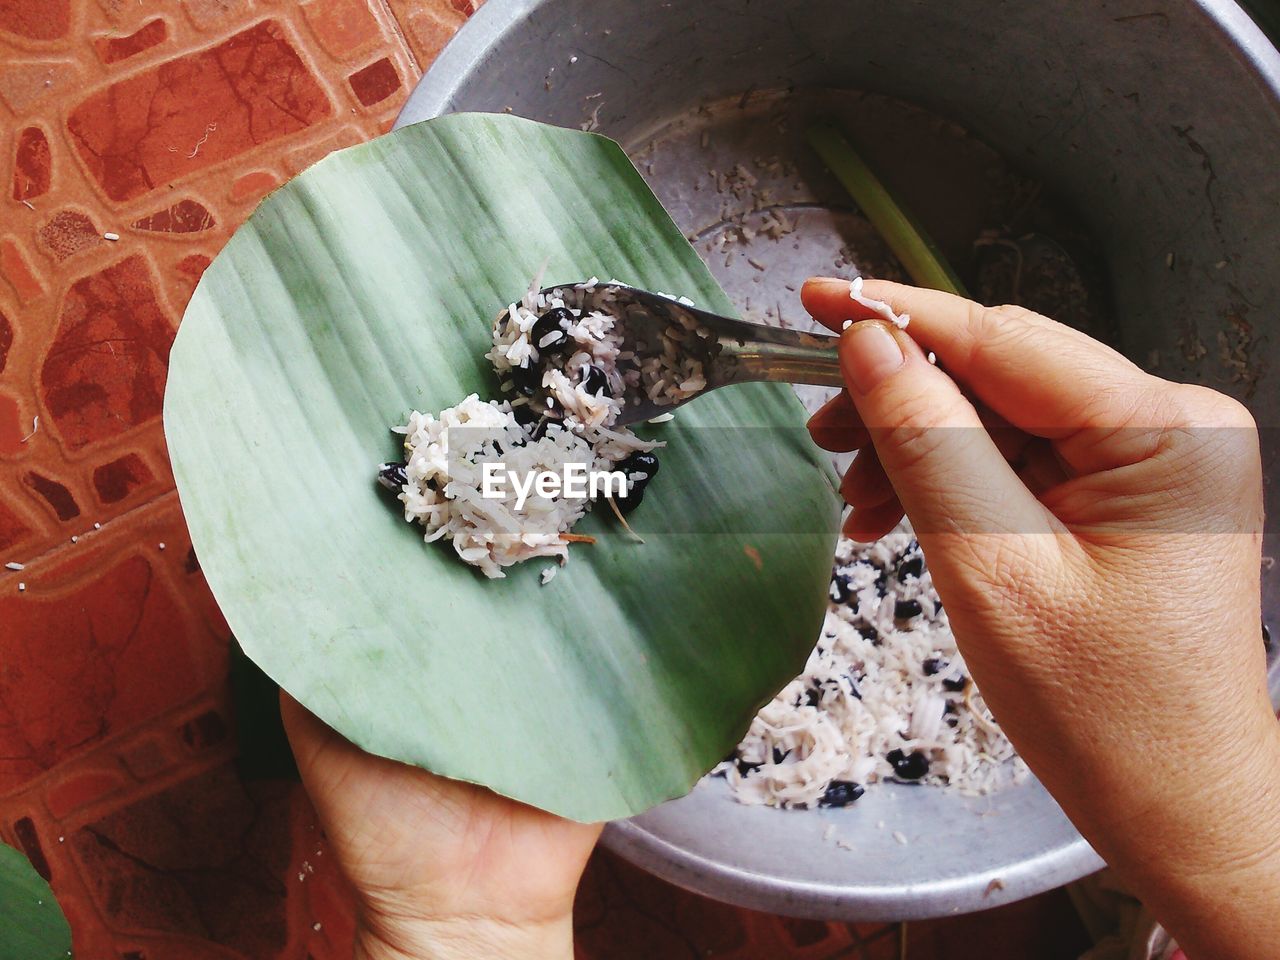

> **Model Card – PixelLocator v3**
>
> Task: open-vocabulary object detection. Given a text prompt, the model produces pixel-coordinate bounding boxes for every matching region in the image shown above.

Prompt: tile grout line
[372,0,423,77]
[2,488,180,576]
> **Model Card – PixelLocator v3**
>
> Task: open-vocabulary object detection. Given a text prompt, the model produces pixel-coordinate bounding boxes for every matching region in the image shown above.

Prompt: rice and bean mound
[377,278,676,578]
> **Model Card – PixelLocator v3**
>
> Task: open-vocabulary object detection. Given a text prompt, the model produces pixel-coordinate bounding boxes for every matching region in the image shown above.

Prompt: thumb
[839,319,1053,540]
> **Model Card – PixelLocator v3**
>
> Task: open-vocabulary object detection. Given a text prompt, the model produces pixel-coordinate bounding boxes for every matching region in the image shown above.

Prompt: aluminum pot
[396,0,1280,921]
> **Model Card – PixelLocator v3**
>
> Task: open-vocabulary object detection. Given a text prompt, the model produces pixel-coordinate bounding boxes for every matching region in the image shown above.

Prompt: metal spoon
[531,282,844,426]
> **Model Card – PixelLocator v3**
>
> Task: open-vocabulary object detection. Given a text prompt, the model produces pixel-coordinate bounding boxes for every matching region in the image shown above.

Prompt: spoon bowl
[530,282,846,426]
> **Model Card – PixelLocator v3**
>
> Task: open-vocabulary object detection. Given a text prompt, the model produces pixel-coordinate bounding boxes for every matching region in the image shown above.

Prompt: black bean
[580,364,610,397]
[874,571,889,597]
[537,330,570,353]
[616,489,645,515]
[942,675,967,693]
[619,451,659,477]
[539,306,575,327]
[531,307,574,353]
[614,451,659,515]
[856,624,879,643]
[513,401,556,439]
[511,361,542,396]
[829,573,853,605]
[894,598,923,620]
[735,758,763,778]
[843,674,862,699]
[803,688,820,707]
[943,712,958,726]
[922,657,943,676]
[772,746,790,764]
[377,462,407,490]
[898,556,924,580]
[511,403,540,426]
[886,749,929,780]
[819,780,865,808]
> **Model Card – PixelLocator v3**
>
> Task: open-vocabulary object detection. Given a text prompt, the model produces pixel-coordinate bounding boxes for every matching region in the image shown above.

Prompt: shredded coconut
[719,525,1025,808]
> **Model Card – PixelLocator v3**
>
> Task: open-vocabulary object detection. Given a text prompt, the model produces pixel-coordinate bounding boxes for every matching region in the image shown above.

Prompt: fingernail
[841,321,905,394]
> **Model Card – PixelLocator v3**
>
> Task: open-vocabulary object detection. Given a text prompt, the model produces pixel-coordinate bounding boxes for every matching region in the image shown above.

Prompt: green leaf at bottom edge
[0,842,72,960]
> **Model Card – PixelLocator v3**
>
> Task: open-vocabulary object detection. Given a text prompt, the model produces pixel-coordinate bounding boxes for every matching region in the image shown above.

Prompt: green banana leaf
[0,843,71,959]
[165,113,841,822]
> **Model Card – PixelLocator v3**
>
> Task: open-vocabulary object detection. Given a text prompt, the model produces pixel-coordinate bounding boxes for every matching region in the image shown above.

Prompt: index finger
[801,276,1163,443]
[803,275,911,333]
[793,276,1182,476]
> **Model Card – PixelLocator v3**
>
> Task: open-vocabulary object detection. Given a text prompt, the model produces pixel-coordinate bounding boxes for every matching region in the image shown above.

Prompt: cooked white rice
[849,275,911,329]
[720,525,1025,808]
[489,278,712,423]
[382,278,667,578]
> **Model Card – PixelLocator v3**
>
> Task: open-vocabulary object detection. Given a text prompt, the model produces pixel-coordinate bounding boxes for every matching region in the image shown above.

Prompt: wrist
[1102,718,1280,960]
[354,912,576,960]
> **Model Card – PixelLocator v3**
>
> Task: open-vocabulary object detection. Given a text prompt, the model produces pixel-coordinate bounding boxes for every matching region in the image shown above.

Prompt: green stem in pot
[807,122,969,298]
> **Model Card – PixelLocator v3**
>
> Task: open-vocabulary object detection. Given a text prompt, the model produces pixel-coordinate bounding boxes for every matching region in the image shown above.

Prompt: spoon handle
[713,322,845,389]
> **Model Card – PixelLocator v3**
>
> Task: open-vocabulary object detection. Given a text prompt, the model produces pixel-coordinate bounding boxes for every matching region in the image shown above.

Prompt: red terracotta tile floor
[0,2,1093,957]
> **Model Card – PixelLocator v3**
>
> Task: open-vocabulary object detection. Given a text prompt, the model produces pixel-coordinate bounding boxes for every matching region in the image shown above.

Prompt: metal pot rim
[400,0,1280,127]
